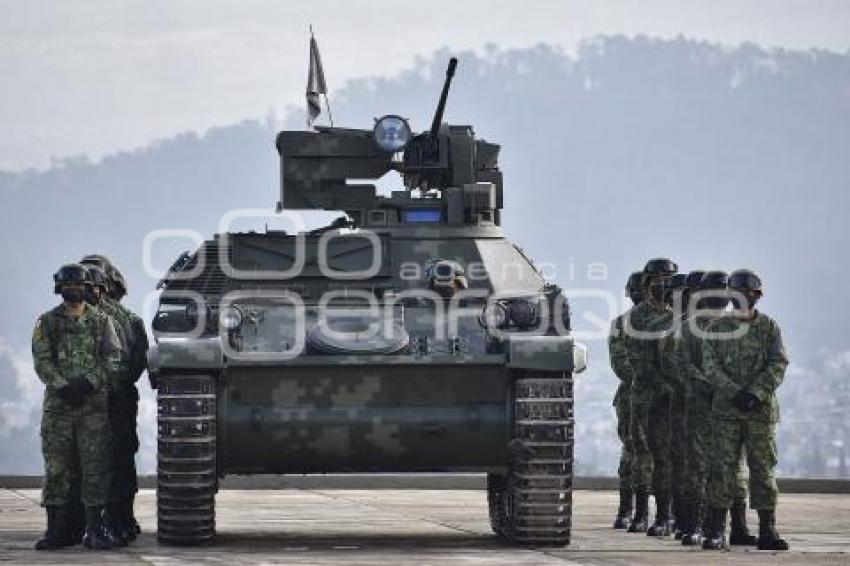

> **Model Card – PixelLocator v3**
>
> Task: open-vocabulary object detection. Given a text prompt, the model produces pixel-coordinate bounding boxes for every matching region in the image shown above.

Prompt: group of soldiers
[608,258,789,551]
[31,256,148,551]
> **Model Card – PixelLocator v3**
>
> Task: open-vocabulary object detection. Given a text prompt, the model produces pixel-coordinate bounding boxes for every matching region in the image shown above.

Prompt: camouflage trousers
[679,388,747,504]
[40,397,110,507]
[615,382,633,491]
[707,418,777,510]
[630,386,672,495]
[108,385,140,504]
[670,387,686,503]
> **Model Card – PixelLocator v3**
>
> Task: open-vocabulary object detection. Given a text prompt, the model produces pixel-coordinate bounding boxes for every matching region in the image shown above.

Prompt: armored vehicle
[149,58,587,547]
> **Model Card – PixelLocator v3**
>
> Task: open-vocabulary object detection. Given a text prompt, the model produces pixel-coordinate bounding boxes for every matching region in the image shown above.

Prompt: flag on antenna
[306,28,328,127]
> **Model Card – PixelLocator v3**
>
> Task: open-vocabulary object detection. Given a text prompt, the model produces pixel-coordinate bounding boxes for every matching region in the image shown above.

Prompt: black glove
[56,384,81,406]
[57,376,94,407]
[731,390,760,412]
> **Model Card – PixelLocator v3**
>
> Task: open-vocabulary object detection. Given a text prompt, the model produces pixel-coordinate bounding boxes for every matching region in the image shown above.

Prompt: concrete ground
[0,489,848,565]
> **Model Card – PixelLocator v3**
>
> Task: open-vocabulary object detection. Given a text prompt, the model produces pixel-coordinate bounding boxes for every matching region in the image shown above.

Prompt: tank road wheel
[156,375,218,545]
[489,372,574,546]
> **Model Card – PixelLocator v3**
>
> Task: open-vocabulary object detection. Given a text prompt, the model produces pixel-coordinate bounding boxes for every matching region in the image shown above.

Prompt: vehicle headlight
[220,305,243,331]
[573,342,588,374]
[373,115,412,153]
[480,301,509,330]
[508,299,539,329]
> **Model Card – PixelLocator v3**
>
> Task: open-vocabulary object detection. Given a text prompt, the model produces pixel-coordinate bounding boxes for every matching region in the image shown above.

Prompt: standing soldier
[701,269,789,551]
[659,270,723,546]
[81,255,148,543]
[608,271,645,529]
[107,264,148,539]
[32,263,121,550]
[623,258,677,535]
[659,271,690,538]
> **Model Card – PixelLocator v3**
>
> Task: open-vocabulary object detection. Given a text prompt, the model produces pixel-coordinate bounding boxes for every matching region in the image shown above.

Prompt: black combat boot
[647,495,674,537]
[681,502,703,546]
[34,506,76,550]
[613,489,633,529]
[67,497,86,544]
[104,503,130,547]
[756,509,789,551]
[128,493,141,538]
[672,496,684,540]
[729,502,758,546]
[702,507,727,550]
[82,507,113,550]
[627,490,650,533]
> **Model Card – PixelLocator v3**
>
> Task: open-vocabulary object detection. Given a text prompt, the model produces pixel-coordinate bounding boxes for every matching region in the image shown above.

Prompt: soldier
[32,263,121,550]
[701,269,789,551]
[608,271,644,529]
[63,263,115,546]
[659,270,723,545]
[81,256,148,542]
[623,257,677,535]
[81,262,131,546]
[659,272,690,539]
[661,271,758,547]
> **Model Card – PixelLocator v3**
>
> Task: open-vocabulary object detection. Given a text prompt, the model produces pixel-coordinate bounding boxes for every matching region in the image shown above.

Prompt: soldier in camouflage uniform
[32,263,121,551]
[61,264,113,545]
[659,270,721,546]
[81,255,148,543]
[659,271,690,539]
[660,270,758,547]
[608,271,645,529]
[623,257,677,535]
[701,269,789,551]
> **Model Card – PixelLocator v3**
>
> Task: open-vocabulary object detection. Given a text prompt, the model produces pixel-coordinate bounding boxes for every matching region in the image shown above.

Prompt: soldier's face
[731,290,760,312]
[86,286,102,305]
[60,283,87,305]
[647,278,665,303]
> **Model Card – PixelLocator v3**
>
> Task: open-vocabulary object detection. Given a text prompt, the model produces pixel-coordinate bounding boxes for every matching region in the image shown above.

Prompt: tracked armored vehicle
[149,58,587,546]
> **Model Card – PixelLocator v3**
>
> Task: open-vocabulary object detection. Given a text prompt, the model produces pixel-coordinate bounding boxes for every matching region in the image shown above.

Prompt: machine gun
[275,58,503,228]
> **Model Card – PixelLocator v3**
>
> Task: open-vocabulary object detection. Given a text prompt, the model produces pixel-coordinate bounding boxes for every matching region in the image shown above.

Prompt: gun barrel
[429,57,458,138]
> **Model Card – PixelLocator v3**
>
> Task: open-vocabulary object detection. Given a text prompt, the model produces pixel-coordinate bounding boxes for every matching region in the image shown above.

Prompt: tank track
[156,374,218,545]
[488,372,574,546]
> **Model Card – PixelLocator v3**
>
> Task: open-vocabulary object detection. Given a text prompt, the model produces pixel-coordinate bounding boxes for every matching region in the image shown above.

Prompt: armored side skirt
[219,364,513,474]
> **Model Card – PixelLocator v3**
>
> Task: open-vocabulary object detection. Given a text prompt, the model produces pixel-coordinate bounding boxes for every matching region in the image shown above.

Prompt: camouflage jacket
[702,311,788,422]
[658,313,715,397]
[32,303,121,408]
[98,298,131,376]
[101,297,148,386]
[609,310,637,407]
[623,299,673,395]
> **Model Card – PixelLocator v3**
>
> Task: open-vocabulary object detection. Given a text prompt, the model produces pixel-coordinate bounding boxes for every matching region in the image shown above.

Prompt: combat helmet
[699,270,728,290]
[697,270,730,310]
[53,263,91,294]
[625,271,645,304]
[643,258,678,277]
[80,254,114,272]
[685,270,706,289]
[666,273,687,290]
[625,271,645,294]
[86,264,110,293]
[727,269,762,293]
[110,266,128,299]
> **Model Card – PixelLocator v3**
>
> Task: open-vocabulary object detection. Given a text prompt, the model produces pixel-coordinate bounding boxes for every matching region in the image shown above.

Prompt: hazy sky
[2,0,849,170]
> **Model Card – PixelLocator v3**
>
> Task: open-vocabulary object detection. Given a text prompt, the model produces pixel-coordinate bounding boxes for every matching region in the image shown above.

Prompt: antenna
[429,57,458,138]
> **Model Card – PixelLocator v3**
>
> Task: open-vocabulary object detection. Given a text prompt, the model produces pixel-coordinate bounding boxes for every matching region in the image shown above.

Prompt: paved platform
[0,489,847,565]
